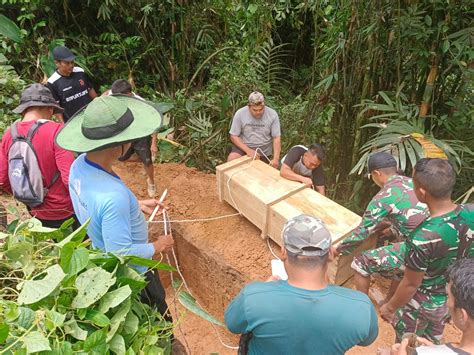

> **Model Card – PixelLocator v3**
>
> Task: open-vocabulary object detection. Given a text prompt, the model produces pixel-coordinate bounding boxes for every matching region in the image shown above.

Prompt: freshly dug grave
[0,161,460,354]
[114,161,461,354]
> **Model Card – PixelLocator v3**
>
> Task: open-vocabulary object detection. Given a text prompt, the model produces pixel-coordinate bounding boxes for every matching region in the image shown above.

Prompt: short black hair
[111,79,132,95]
[307,144,326,162]
[448,258,474,318]
[377,166,398,175]
[286,250,329,269]
[414,158,455,198]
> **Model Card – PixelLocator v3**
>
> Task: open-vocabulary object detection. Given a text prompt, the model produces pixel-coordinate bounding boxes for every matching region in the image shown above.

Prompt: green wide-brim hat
[56,95,163,152]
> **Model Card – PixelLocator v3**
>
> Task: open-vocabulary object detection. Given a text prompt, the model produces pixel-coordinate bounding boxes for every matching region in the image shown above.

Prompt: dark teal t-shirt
[225,281,378,355]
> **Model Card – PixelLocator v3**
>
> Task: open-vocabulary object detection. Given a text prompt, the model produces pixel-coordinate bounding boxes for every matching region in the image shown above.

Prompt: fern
[251,39,292,92]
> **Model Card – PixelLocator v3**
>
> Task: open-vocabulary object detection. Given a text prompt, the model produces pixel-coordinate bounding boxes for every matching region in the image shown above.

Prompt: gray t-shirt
[229,106,281,156]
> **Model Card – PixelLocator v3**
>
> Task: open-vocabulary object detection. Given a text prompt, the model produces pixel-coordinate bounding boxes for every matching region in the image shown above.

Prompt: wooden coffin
[216,156,376,285]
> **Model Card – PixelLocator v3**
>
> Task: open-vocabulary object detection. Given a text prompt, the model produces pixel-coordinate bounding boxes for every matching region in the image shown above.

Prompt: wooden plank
[216,158,371,285]
[216,156,252,201]
[330,234,378,285]
[268,189,361,246]
[260,184,306,239]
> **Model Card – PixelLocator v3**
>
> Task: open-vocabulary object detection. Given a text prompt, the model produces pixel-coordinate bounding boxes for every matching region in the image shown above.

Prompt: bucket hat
[13,84,64,114]
[282,214,332,257]
[55,95,163,153]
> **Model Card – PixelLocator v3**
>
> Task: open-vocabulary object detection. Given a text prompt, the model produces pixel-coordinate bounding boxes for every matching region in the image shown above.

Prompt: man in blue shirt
[55,95,173,320]
[225,214,378,354]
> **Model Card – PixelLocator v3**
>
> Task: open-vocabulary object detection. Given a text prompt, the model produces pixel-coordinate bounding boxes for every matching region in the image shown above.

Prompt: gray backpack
[7,120,59,208]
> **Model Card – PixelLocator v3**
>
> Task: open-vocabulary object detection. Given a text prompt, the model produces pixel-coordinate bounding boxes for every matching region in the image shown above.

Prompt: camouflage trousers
[393,291,449,344]
[351,242,406,280]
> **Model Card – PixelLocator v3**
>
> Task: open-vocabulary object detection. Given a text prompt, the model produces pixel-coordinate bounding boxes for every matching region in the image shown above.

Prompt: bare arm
[270,136,281,168]
[380,268,424,322]
[281,163,313,187]
[230,135,252,156]
[315,185,325,195]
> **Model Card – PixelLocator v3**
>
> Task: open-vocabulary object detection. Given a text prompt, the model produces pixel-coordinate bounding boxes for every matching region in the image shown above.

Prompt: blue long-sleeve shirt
[69,154,154,273]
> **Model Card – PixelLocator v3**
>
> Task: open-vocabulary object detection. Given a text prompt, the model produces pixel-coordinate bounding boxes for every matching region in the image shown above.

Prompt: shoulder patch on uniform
[73,67,85,73]
[47,72,61,84]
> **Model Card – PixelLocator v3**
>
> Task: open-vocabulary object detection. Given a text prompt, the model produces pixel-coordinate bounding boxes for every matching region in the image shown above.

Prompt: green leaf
[84,329,106,351]
[45,309,66,331]
[85,309,111,327]
[64,318,87,341]
[22,331,51,353]
[155,102,174,115]
[98,285,132,313]
[122,312,138,335]
[107,300,131,341]
[109,334,126,355]
[60,244,89,277]
[18,264,65,305]
[71,267,116,309]
[16,307,35,329]
[424,15,432,26]
[0,14,22,43]
[178,291,225,326]
[127,256,176,271]
[248,4,258,14]
[441,39,450,53]
[0,323,9,344]
[56,219,89,247]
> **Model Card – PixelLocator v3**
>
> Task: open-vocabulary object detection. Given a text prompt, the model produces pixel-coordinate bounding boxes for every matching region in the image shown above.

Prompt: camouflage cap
[248,91,265,105]
[282,214,332,256]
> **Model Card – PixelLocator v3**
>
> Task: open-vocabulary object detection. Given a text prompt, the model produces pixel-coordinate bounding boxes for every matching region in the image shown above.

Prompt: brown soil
[1,161,462,354]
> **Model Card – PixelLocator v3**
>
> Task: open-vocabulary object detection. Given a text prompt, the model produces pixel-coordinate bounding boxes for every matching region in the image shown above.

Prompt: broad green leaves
[72,267,116,308]
[60,243,89,277]
[64,318,87,340]
[0,216,173,353]
[23,331,51,353]
[99,285,132,313]
[0,14,22,43]
[18,265,65,305]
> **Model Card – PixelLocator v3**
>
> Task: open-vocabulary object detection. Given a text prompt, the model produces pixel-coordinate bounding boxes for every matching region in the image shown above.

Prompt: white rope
[145,151,276,351]
[267,237,281,260]
[148,213,240,224]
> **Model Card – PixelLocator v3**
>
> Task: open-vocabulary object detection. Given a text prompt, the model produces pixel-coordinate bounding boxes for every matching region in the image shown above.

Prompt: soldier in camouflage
[336,152,427,297]
[380,158,474,343]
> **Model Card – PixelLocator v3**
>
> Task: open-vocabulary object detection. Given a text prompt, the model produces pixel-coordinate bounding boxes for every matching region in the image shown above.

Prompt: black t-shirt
[283,145,325,186]
[46,67,93,122]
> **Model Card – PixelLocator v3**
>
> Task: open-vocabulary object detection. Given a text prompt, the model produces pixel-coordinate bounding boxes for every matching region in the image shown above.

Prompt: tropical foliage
[0,217,175,354]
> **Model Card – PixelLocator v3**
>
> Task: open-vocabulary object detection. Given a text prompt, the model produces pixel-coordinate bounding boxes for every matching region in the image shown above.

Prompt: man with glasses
[334,152,427,302]
[46,45,97,123]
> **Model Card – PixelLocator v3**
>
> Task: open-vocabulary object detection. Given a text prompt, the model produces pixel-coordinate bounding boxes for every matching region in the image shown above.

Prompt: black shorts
[230,145,271,164]
[118,136,152,166]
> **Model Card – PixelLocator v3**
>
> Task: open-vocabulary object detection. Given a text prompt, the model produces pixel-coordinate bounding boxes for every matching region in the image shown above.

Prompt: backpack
[7,120,59,208]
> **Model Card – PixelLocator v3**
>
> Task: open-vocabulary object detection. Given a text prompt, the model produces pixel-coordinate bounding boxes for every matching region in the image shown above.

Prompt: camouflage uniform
[337,175,427,280]
[393,204,474,343]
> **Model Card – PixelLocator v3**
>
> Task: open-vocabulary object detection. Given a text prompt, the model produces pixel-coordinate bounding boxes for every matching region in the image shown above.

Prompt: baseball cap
[53,45,76,61]
[248,91,264,105]
[282,214,332,256]
[13,84,64,114]
[367,152,397,172]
